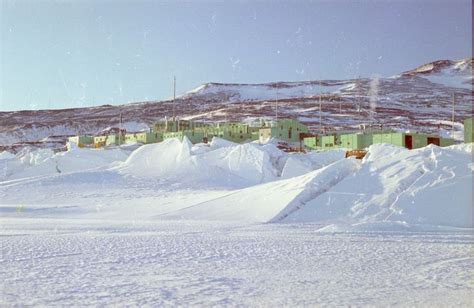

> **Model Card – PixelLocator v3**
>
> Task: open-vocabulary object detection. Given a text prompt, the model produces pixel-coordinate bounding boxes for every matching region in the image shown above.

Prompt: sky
[0,0,471,111]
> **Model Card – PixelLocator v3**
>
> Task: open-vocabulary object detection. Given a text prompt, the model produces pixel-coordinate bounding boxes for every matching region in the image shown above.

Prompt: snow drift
[0,143,128,181]
[1,137,472,232]
[283,143,473,230]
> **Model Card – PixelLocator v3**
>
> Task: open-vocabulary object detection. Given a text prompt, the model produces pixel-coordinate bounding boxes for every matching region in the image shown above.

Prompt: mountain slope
[0,58,472,151]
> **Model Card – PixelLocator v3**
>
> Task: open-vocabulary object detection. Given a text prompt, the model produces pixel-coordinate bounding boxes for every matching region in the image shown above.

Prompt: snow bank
[1,136,471,232]
[119,138,193,178]
[119,137,290,187]
[159,158,359,222]
[0,146,129,181]
[285,143,473,231]
[152,140,472,231]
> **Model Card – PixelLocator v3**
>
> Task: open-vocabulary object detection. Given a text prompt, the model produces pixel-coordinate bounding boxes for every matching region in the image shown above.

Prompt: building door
[288,127,292,140]
[427,137,440,146]
[404,135,413,149]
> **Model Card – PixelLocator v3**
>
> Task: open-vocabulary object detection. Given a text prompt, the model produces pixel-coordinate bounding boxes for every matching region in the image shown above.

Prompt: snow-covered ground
[1,138,473,305]
[1,219,473,306]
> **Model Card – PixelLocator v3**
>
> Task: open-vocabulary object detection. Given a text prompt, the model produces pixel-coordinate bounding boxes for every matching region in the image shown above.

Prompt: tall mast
[451,92,455,138]
[357,76,361,117]
[119,110,122,145]
[357,76,362,129]
[319,80,322,133]
[172,76,176,121]
[275,89,278,121]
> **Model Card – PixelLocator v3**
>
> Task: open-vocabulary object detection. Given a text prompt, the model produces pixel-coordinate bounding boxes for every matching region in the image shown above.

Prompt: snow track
[1,220,472,306]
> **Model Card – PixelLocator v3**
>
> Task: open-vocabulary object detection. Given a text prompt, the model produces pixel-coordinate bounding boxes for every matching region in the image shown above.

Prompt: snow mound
[159,158,360,222]
[119,137,288,187]
[0,146,129,181]
[284,143,473,231]
[155,142,472,231]
[1,137,471,232]
[119,138,193,178]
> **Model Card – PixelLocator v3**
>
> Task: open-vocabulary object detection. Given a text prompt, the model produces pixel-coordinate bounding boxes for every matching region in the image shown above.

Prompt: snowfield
[1,138,473,305]
[1,220,473,306]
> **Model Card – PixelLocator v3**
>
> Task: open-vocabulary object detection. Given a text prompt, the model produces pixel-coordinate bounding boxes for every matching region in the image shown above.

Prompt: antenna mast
[119,110,122,146]
[451,92,455,138]
[357,77,361,117]
[275,89,278,121]
[357,76,362,130]
[319,80,322,133]
[172,76,176,121]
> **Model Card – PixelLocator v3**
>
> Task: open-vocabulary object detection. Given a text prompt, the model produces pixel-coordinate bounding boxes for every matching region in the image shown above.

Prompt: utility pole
[357,77,361,118]
[357,76,363,130]
[451,92,455,138]
[172,76,176,121]
[119,111,122,146]
[319,80,322,133]
[275,89,278,121]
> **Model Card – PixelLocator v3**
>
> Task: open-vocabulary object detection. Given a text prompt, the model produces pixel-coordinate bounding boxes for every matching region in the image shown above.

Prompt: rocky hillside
[0,58,472,151]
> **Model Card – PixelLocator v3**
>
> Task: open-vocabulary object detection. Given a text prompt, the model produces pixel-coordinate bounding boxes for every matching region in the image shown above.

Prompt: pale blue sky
[0,0,471,111]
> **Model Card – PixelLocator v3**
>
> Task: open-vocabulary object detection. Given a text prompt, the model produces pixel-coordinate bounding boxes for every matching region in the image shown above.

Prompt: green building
[371,132,428,149]
[153,118,210,134]
[162,130,206,144]
[259,119,309,144]
[210,122,260,143]
[339,133,373,150]
[94,134,125,147]
[320,134,339,150]
[68,135,94,147]
[303,131,454,151]
[372,132,453,149]
[464,117,473,143]
[124,131,163,144]
[303,136,321,150]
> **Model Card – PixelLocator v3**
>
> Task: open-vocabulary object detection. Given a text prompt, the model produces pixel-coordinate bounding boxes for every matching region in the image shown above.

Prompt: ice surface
[1,139,473,306]
[1,139,472,232]
[0,219,472,306]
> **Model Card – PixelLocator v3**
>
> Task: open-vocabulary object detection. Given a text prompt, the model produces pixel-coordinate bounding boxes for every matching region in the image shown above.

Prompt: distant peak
[402,58,472,76]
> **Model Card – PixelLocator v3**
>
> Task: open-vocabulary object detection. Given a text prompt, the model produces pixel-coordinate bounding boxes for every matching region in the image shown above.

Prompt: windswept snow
[1,138,472,231]
[1,138,473,306]
[1,219,473,306]
[0,144,129,181]
[285,143,473,230]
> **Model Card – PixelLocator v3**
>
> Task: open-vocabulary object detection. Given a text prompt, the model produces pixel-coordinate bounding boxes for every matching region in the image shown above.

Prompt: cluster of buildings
[68,118,307,149]
[68,117,473,152]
